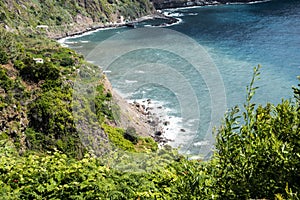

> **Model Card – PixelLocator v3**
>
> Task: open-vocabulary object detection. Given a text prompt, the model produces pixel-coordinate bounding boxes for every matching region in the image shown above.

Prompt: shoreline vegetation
[1,0,300,198]
[55,0,270,146]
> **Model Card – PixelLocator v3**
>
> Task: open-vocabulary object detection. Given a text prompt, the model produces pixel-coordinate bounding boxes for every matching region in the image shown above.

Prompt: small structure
[36,25,49,29]
[33,58,44,64]
[36,25,49,32]
[117,16,124,24]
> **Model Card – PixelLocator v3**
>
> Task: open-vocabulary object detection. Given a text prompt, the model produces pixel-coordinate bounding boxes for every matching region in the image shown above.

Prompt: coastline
[55,12,180,147]
[152,0,271,9]
[55,0,270,41]
[54,13,179,41]
[56,0,271,150]
[102,77,173,146]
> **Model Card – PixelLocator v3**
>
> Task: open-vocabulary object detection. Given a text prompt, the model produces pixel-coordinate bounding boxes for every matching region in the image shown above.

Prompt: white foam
[165,12,185,17]
[57,37,66,44]
[227,0,271,5]
[64,41,78,44]
[193,140,210,146]
[57,26,124,46]
[125,80,138,83]
[163,5,217,12]
[187,13,198,16]
[103,70,111,74]
[134,70,145,74]
[159,18,183,27]
[127,98,187,145]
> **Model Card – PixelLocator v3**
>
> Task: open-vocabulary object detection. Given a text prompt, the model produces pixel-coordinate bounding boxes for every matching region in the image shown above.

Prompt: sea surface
[64,0,300,157]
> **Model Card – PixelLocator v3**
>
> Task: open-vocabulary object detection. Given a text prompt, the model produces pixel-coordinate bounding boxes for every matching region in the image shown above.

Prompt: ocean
[63,0,300,157]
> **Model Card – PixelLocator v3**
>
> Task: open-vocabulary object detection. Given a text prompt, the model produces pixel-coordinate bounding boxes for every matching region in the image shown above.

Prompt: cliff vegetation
[1,0,300,199]
[0,0,154,38]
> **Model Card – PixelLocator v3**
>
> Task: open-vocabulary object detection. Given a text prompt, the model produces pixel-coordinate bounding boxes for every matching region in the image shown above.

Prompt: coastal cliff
[0,0,159,157]
[1,0,300,199]
[0,0,155,38]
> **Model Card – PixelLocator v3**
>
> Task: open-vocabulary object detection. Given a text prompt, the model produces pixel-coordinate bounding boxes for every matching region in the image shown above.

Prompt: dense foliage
[1,9,300,198]
[0,27,158,159]
[0,0,154,37]
[212,66,300,199]
[2,44,300,199]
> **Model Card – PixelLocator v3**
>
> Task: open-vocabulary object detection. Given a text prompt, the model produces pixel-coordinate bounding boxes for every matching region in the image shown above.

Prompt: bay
[64,0,300,157]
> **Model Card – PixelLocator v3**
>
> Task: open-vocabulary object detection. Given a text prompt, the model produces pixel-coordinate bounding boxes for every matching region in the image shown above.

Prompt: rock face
[102,76,154,138]
[151,0,258,9]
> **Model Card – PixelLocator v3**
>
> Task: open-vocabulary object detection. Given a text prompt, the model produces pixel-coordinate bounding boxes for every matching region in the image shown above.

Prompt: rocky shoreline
[129,100,174,145]
[151,0,270,9]
[101,76,173,146]
[56,0,266,146]
[53,13,178,40]
[53,0,269,40]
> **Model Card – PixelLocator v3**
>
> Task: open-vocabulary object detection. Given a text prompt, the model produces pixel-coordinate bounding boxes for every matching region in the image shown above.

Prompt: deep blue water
[65,0,300,157]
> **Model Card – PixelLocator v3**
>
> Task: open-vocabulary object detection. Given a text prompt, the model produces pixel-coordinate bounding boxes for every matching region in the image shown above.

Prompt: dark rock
[146,107,154,111]
[163,121,170,126]
[155,131,162,136]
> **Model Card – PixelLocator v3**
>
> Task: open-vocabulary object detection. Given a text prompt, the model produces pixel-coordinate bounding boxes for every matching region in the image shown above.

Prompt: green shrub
[0,69,13,92]
[0,48,8,64]
[124,127,138,144]
[212,66,300,199]
[102,123,135,152]
[20,61,60,83]
[60,57,74,67]
[95,84,114,123]
[27,88,84,158]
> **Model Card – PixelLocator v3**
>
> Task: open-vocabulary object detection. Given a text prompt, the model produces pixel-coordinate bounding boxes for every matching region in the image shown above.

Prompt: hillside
[0,0,154,38]
[1,1,300,199]
[0,0,163,158]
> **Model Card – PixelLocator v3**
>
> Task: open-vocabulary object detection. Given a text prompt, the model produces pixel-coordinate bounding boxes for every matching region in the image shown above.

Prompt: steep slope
[0,0,158,158]
[0,0,154,38]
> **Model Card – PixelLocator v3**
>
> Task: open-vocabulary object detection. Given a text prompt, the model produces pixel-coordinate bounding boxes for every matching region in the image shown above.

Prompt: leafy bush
[0,145,212,199]
[0,48,8,64]
[102,123,136,152]
[20,61,60,83]
[0,69,13,92]
[95,84,114,123]
[212,66,300,199]
[27,87,84,158]
[60,57,74,67]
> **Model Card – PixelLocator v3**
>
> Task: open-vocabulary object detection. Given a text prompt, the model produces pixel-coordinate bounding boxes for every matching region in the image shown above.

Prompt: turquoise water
[64,0,300,156]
